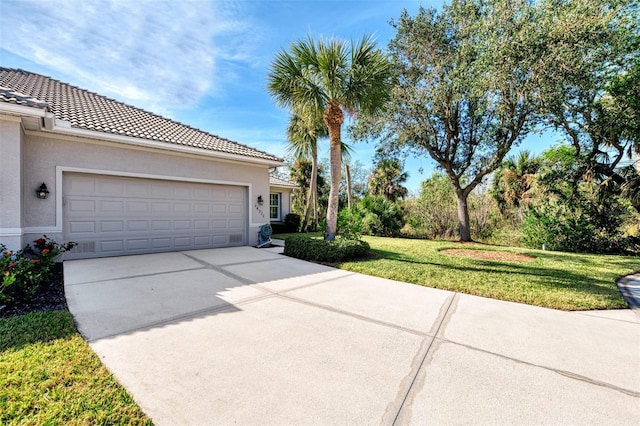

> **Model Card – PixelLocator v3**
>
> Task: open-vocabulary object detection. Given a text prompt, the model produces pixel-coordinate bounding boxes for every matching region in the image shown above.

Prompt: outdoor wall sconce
[257,195,264,205]
[36,182,50,199]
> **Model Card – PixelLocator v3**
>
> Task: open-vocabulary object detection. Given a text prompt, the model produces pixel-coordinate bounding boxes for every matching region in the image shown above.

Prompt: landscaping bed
[0,263,66,319]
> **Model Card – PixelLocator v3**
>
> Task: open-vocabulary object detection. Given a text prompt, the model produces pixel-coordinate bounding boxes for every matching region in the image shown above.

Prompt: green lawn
[0,310,152,425]
[275,234,637,310]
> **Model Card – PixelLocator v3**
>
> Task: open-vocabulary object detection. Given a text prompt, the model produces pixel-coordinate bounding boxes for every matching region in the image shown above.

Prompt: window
[270,193,281,221]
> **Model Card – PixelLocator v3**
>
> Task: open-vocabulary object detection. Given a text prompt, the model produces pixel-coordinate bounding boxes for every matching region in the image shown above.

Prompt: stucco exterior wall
[20,132,271,247]
[0,117,24,250]
[269,187,294,221]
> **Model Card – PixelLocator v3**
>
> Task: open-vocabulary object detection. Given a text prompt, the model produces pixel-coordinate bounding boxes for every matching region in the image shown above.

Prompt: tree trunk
[312,185,318,231]
[302,144,318,231]
[345,163,352,209]
[455,189,472,242]
[324,103,344,241]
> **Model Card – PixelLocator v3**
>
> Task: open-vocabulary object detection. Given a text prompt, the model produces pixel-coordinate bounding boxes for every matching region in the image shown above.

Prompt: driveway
[64,246,640,425]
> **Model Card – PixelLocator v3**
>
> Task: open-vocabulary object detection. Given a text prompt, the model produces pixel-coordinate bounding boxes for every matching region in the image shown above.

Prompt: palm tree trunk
[312,186,318,231]
[302,144,318,231]
[324,103,344,241]
[345,163,352,209]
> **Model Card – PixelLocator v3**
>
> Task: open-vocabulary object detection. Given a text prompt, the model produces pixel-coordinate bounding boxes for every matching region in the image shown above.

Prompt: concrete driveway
[64,246,640,425]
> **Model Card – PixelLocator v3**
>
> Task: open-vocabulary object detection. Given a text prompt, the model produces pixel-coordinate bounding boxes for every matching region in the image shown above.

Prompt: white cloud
[0,0,261,111]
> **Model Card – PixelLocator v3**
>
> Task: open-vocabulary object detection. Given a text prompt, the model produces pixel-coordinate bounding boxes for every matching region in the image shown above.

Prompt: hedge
[283,235,370,263]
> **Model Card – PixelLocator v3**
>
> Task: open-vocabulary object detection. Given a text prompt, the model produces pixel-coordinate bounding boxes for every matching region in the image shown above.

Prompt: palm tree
[490,150,541,219]
[268,34,392,240]
[286,108,326,231]
[367,159,409,202]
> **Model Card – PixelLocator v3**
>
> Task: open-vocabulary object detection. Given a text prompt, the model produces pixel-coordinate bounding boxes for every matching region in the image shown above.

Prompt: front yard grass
[342,237,637,311]
[275,234,637,311]
[0,310,152,425]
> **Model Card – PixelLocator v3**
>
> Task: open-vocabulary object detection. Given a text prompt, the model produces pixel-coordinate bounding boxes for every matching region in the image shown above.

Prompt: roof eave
[270,185,298,190]
[0,101,284,167]
[0,101,48,118]
[53,125,285,167]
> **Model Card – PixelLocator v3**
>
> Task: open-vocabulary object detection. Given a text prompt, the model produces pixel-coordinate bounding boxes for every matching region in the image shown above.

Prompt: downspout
[42,111,55,130]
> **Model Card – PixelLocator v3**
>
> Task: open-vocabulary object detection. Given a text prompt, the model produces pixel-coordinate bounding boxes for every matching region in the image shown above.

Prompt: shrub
[359,196,404,237]
[404,173,458,239]
[284,234,370,263]
[338,196,404,239]
[284,213,301,233]
[337,208,364,240]
[1,236,76,305]
[522,201,633,254]
[270,222,287,234]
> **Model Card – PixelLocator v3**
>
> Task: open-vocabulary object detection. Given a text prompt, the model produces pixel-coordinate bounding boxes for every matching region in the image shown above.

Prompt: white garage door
[64,173,247,259]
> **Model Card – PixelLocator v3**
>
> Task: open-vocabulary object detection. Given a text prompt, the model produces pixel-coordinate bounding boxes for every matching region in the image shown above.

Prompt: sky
[0,0,559,194]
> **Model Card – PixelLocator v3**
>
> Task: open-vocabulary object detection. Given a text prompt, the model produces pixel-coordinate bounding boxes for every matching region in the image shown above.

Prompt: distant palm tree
[368,159,409,202]
[491,150,541,218]
[268,34,392,240]
[286,108,326,231]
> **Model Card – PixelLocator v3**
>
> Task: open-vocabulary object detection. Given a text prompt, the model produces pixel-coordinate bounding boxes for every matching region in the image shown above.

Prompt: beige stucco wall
[0,117,24,250]
[20,131,271,247]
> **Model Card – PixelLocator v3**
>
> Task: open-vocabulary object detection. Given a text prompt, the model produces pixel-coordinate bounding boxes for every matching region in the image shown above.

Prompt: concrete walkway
[64,247,640,425]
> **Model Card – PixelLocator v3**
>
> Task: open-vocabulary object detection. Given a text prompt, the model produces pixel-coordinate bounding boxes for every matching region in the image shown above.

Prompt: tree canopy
[534,0,639,210]
[362,0,548,241]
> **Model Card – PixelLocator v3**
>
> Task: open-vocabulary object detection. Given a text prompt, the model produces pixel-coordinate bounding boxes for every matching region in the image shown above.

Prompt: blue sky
[0,0,559,193]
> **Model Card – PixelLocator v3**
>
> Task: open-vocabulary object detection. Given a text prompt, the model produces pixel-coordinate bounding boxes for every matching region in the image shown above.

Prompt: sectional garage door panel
[64,174,247,259]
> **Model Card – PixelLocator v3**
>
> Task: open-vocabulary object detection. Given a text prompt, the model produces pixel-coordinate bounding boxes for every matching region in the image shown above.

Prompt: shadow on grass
[0,310,76,353]
[364,248,630,301]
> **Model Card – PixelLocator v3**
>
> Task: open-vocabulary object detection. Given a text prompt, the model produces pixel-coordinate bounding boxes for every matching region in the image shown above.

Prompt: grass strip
[0,310,152,425]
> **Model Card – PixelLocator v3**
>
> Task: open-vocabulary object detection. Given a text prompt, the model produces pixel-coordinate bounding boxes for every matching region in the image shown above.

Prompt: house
[0,67,290,259]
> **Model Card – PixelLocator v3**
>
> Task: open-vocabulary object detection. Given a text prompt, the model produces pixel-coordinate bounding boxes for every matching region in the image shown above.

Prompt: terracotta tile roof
[0,68,281,162]
[269,176,298,188]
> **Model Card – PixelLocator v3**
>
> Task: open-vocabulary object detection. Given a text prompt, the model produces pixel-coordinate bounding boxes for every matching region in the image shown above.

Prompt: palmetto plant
[491,150,541,218]
[367,159,409,202]
[268,34,392,240]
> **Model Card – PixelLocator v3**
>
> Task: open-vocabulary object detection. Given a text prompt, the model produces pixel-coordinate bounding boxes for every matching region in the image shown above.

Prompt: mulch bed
[0,263,67,319]
[442,248,535,263]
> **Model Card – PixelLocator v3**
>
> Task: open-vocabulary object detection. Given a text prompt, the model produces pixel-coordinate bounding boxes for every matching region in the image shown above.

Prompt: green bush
[1,236,76,305]
[522,201,634,254]
[284,213,301,233]
[337,208,364,240]
[284,234,370,263]
[337,196,404,239]
[359,196,404,237]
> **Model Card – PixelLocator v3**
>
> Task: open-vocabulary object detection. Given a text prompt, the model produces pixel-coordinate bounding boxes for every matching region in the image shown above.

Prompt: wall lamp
[36,182,50,199]
[257,195,264,205]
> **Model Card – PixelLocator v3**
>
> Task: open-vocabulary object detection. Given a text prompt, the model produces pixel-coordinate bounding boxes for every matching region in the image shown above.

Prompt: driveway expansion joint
[277,292,429,337]
[572,310,640,324]
[214,256,291,269]
[87,293,278,343]
[441,339,640,398]
[273,271,358,295]
[65,266,207,286]
[386,292,459,426]
[181,253,255,285]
